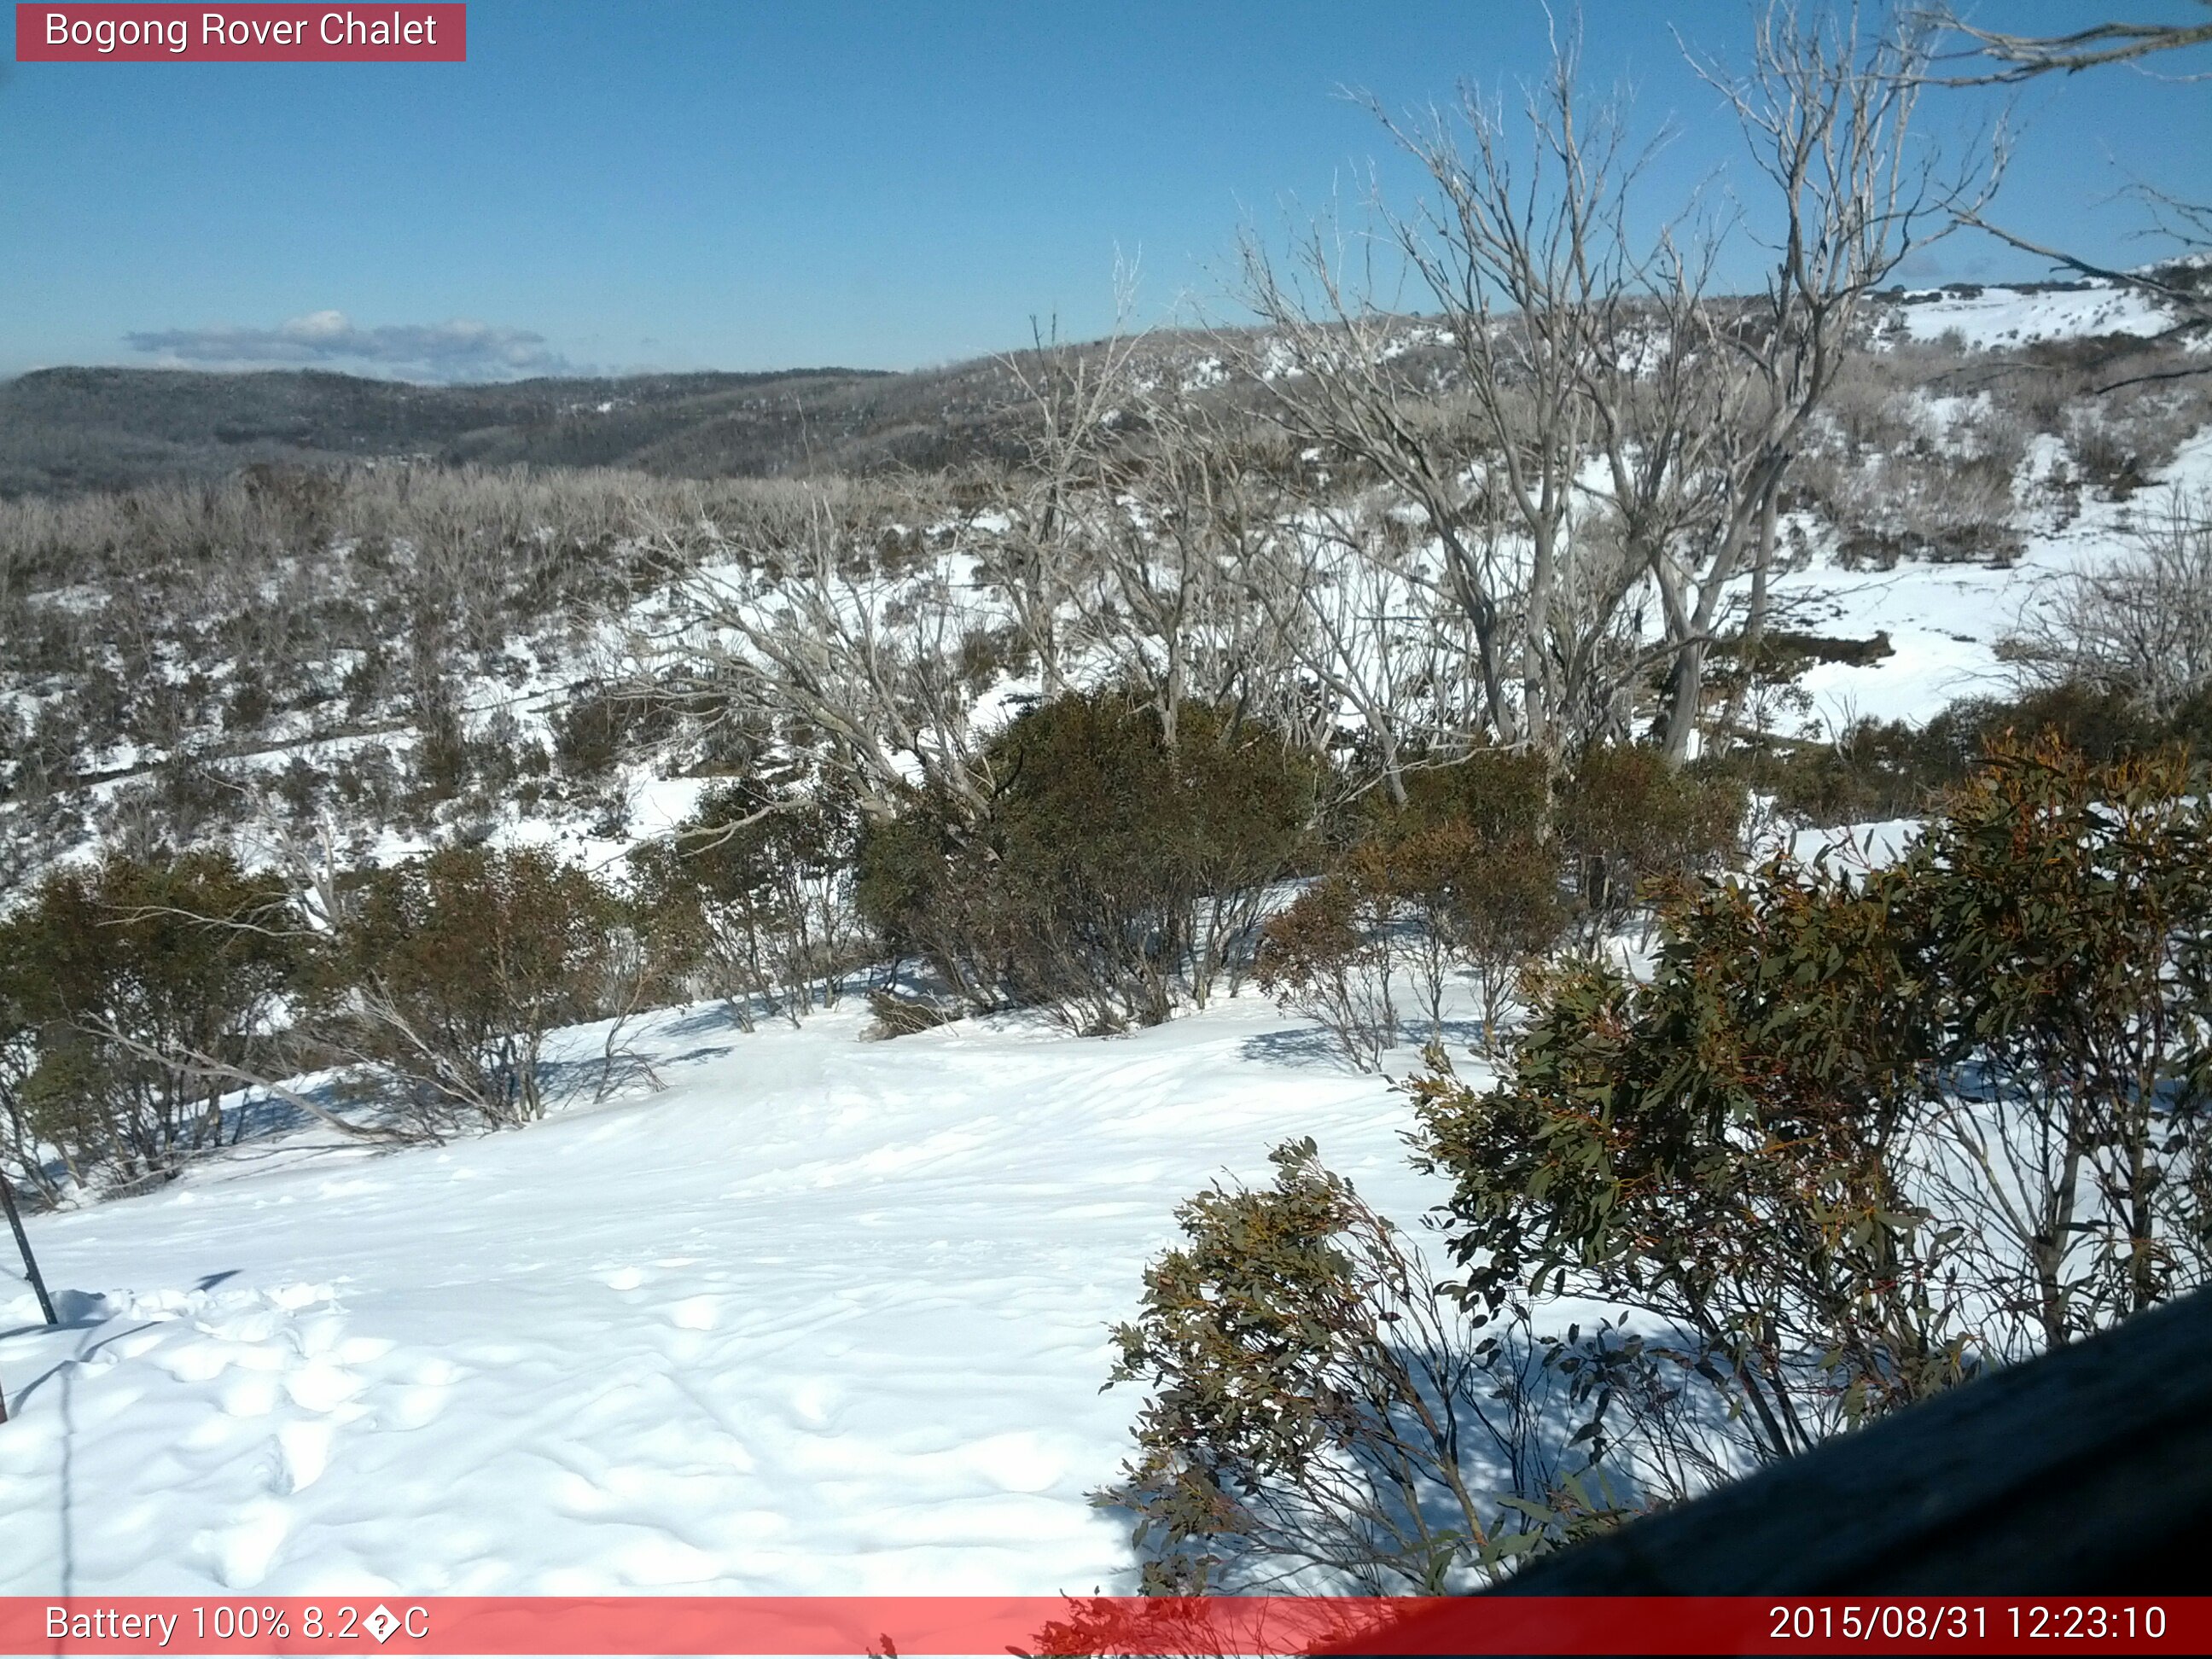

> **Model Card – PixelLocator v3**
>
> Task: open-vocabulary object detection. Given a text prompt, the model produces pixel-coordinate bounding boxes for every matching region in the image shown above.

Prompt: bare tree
[1922,3,2209,329]
[1062,407,1303,755]
[1229,11,1964,771]
[1243,477,1492,802]
[975,275,1334,767]
[1360,50,1626,764]
[636,480,1006,824]
[1230,41,1623,765]
[1925,3,2212,83]
[989,301,1149,700]
[1658,1,1998,759]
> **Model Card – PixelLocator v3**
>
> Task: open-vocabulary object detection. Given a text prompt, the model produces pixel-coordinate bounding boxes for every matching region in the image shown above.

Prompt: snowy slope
[1890,281,2174,349]
[0,997,1461,1596]
[9,424,2211,1597]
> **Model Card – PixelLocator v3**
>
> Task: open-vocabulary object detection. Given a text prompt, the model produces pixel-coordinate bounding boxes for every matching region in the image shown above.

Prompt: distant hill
[0,359,1045,496]
[6,277,2192,499]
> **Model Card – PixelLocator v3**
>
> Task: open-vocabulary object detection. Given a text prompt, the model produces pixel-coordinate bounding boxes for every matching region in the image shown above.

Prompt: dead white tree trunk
[1656,0,2000,760]
[1231,24,1683,766]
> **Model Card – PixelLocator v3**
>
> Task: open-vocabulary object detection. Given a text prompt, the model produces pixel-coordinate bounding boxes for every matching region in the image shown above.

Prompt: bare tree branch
[1953,208,2211,329]
[82,1016,410,1147]
[1918,3,2212,84]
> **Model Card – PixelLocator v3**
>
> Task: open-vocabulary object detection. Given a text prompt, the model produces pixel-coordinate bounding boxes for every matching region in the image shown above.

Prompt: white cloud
[125,311,573,382]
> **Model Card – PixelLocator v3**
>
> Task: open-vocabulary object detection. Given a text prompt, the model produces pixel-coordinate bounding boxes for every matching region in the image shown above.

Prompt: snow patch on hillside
[1891,282,2174,350]
[1767,426,2212,731]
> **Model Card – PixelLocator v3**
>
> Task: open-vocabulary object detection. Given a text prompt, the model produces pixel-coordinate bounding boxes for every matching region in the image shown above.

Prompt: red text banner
[0,1596,2206,1656]
[15,5,465,62]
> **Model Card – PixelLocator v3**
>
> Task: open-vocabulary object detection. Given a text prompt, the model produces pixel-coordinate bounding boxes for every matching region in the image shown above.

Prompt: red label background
[15,5,466,62]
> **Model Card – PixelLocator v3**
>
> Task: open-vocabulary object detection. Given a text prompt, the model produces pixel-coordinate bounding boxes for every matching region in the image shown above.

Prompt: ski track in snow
[1,998,1458,1595]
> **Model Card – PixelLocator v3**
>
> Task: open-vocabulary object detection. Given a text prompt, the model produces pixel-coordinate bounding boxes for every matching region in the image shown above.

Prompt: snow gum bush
[1410,859,1965,1471]
[1379,747,1554,847]
[856,690,1318,1031]
[1,839,678,1201]
[0,853,298,1195]
[1255,827,1569,1069]
[1358,749,1571,1053]
[628,775,869,1030]
[1100,1138,1642,1593]
[1737,680,2212,827]
[1903,737,2212,1347]
[1118,737,2212,1590]
[1254,872,1402,1072]
[306,846,625,1132]
[1432,834,1568,1057]
[1414,734,2212,1441]
[1556,745,1744,941]
[1256,743,1720,1070]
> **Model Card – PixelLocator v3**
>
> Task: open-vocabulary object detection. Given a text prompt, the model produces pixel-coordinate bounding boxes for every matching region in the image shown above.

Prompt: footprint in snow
[196,1498,291,1588]
[129,1284,382,1524]
[964,1429,1069,1494]
[789,1378,837,1426]
[668,1295,721,1331]
[276,1418,337,1493]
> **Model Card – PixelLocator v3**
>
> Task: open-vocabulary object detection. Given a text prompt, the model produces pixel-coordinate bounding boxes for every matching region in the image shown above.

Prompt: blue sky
[3,1,2207,381]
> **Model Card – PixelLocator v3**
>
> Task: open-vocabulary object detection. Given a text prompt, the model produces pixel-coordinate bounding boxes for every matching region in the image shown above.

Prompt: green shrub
[1410,862,1961,1468]
[1101,1138,1641,1593]
[1413,736,2211,1453]
[1259,825,1568,1067]
[851,800,997,1008]
[310,845,621,1131]
[1557,744,1744,938]
[1127,737,2212,1595]
[1446,834,1569,1057]
[1254,872,1400,1071]
[1379,747,1554,847]
[0,852,297,1189]
[629,776,867,1029]
[552,684,673,783]
[857,691,1318,1030]
[1904,736,2212,1346]
[1743,682,2212,827]
[1260,745,1568,1064]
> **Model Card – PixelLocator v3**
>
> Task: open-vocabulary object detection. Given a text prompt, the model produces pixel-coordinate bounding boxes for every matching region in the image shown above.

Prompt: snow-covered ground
[1,996,1447,1595]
